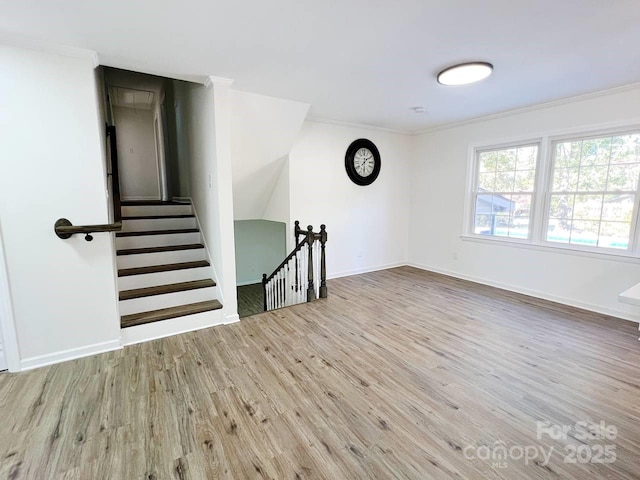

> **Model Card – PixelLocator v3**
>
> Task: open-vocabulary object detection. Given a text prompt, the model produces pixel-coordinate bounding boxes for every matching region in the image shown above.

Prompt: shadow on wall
[234,220,286,286]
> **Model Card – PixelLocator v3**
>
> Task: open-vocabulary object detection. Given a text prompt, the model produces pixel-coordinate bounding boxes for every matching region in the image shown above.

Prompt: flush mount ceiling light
[437,62,493,86]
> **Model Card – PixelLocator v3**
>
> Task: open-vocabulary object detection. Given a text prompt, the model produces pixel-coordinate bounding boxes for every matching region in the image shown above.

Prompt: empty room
[1,1,640,478]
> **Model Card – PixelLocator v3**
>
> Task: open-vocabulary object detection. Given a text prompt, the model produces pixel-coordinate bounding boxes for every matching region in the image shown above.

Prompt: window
[547,133,640,250]
[472,144,539,239]
[466,128,640,257]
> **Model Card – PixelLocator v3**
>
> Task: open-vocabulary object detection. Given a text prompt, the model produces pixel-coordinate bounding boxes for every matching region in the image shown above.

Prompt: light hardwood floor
[1,266,639,479]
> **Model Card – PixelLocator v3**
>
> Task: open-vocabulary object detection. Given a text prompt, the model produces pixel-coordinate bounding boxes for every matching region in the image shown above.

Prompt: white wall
[231,91,309,220]
[289,121,412,278]
[234,220,286,285]
[113,106,160,200]
[177,79,238,322]
[409,86,640,322]
[0,45,121,368]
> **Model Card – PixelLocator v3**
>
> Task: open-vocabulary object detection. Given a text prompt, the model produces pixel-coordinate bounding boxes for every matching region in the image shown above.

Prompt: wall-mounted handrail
[54,125,122,241]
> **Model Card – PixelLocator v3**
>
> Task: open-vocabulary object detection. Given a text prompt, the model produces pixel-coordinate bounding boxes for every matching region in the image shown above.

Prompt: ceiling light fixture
[437,62,493,86]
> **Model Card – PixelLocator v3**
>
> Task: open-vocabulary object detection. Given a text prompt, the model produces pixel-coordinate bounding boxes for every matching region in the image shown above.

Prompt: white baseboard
[20,339,122,371]
[408,262,640,324]
[328,262,406,280]
[237,279,262,287]
[121,308,224,346]
[224,313,240,324]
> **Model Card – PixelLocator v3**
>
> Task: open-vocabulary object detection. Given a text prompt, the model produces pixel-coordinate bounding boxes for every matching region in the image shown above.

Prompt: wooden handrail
[262,221,327,311]
[264,237,309,284]
[54,125,123,241]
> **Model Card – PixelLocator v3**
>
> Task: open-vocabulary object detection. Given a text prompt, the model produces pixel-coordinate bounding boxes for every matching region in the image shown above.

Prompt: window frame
[463,126,640,258]
[467,139,543,244]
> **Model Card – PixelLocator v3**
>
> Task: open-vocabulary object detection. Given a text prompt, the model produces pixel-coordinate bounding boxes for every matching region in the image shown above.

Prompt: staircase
[116,200,223,344]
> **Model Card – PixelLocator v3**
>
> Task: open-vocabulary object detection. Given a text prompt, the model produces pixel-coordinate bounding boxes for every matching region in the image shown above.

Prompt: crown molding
[205,75,235,89]
[0,32,99,66]
[305,115,411,136]
[413,81,640,136]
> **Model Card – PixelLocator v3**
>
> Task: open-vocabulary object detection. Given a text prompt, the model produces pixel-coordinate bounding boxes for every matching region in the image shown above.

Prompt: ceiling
[2,0,640,132]
[109,87,155,110]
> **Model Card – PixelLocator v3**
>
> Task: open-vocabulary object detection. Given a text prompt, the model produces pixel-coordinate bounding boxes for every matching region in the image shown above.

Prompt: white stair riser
[116,232,201,249]
[119,286,217,315]
[117,249,206,269]
[121,308,224,346]
[121,217,196,232]
[118,267,212,290]
[122,205,192,216]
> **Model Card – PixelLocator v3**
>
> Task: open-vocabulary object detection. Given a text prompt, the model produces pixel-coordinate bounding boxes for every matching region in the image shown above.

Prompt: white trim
[205,76,235,89]
[460,234,640,264]
[237,279,262,287]
[408,262,640,324]
[0,227,20,372]
[306,116,410,136]
[189,198,223,302]
[414,82,640,135]
[328,262,407,280]
[0,32,99,66]
[121,309,224,346]
[20,339,122,372]
[224,313,240,324]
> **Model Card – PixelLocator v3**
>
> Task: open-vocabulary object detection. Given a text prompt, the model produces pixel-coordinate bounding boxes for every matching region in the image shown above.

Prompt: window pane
[552,168,579,192]
[599,222,631,249]
[573,194,603,221]
[495,149,516,171]
[479,151,498,172]
[576,165,608,192]
[475,145,538,239]
[555,141,581,168]
[516,146,537,170]
[508,195,532,238]
[607,164,640,191]
[547,219,571,243]
[610,134,640,164]
[549,194,575,219]
[495,171,515,192]
[581,137,611,166]
[515,170,535,192]
[549,132,639,250]
[601,194,634,222]
[479,172,496,190]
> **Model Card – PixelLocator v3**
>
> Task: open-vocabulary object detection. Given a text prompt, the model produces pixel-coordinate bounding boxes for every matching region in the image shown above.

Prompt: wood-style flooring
[1,266,639,479]
[237,283,265,318]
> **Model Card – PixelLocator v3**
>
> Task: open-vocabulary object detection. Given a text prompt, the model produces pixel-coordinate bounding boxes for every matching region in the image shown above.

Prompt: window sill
[460,234,640,264]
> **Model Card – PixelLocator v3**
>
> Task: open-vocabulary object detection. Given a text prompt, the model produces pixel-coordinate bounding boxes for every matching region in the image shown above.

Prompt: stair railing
[262,222,327,311]
[54,125,123,241]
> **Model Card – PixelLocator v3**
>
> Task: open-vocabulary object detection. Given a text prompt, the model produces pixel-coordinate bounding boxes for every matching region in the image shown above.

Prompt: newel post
[262,273,268,311]
[306,225,316,302]
[319,224,327,298]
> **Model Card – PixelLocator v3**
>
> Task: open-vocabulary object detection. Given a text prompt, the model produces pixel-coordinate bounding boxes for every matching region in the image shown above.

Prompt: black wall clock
[345,138,381,186]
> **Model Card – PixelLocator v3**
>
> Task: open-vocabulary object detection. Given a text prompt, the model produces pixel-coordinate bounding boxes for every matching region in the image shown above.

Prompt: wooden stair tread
[116,228,198,237]
[121,300,222,328]
[117,244,204,256]
[119,260,210,277]
[122,214,195,220]
[120,279,215,301]
[121,200,191,206]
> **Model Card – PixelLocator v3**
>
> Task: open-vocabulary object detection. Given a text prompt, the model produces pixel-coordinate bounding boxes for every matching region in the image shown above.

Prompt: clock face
[354,148,375,177]
[345,139,381,186]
